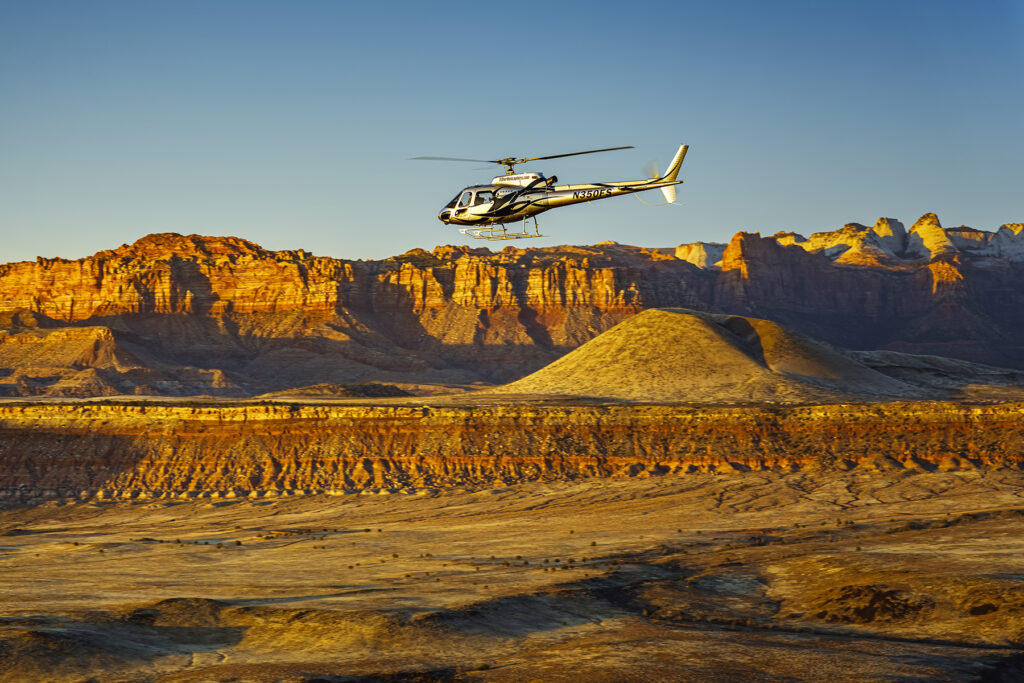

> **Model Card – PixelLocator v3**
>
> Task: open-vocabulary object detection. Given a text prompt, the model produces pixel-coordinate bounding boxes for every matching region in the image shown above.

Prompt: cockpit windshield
[445,188,494,209]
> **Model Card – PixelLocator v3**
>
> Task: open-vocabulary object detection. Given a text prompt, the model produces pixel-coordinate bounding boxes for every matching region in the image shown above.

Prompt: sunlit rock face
[1,401,1023,501]
[905,213,955,260]
[680,214,1024,266]
[0,236,714,395]
[675,242,726,268]
[677,213,1024,368]
[1,213,1024,398]
[759,219,908,267]
[870,217,908,255]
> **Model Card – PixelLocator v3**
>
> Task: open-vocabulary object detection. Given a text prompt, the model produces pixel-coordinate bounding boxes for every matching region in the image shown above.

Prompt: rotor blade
[642,160,660,179]
[408,156,498,163]
[517,146,634,163]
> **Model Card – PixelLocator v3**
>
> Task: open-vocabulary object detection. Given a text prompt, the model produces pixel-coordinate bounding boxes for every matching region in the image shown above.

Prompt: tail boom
[549,143,688,206]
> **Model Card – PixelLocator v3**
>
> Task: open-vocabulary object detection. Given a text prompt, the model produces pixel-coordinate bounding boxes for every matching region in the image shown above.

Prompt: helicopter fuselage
[438,173,680,227]
[426,143,688,240]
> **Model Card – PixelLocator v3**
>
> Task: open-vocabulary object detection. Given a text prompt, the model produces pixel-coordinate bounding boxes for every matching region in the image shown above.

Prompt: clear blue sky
[2,0,1022,262]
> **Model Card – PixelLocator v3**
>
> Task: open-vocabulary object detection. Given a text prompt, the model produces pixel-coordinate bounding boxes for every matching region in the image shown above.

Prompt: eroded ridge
[0,400,1022,503]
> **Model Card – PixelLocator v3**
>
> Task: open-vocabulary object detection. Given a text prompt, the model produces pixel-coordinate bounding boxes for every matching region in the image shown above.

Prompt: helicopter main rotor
[410,145,634,175]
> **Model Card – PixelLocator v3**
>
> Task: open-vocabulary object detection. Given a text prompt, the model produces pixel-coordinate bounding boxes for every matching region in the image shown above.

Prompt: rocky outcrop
[710,219,1024,367]
[0,235,704,324]
[678,213,1024,266]
[0,401,1021,502]
[766,218,909,267]
[905,213,956,260]
[676,242,726,268]
[0,236,713,394]
[2,213,1024,397]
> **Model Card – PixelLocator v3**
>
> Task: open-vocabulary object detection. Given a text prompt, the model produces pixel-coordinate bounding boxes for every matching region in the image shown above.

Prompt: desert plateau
[8,1,1024,678]
[3,217,1024,681]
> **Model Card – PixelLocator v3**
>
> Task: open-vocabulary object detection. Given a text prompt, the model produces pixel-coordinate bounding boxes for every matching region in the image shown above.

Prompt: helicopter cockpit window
[444,193,462,209]
[458,191,473,207]
[474,191,493,205]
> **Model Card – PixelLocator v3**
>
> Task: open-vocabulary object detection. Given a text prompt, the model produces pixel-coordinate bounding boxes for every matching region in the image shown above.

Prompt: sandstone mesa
[0,212,1023,398]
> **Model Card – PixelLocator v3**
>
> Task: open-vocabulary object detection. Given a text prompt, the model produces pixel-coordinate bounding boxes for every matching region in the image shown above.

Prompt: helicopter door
[463,191,493,218]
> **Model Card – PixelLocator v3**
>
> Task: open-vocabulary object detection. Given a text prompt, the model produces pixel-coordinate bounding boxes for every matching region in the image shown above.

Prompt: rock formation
[491,309,1023,403]
[0,236,711,396]
[702,216,1024,368]
[675,242,726,268]
[0,400,1022,502]
[1,213,1023,397]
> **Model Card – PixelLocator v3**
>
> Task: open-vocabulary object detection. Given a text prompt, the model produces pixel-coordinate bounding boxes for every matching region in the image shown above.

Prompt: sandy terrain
[2,470,1024,681]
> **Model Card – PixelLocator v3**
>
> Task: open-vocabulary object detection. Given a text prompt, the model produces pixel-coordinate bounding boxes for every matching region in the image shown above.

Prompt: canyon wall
[0,234,702,327]
[1,213,1024,397]
[0,401,1022,502]
[0,236,710,395]
[713,230,1024,366]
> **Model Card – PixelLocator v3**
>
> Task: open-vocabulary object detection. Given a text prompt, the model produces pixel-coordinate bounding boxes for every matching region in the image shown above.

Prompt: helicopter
[410,144,689,240]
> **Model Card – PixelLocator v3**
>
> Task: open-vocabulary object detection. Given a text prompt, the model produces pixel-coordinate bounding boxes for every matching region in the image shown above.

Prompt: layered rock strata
[0,237,708,395]
[2,212,1024,398]
[0,401,1021,502]
[0,235,696,324]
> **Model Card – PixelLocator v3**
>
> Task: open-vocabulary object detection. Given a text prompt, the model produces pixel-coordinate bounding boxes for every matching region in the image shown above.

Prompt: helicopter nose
[438,210,451,223]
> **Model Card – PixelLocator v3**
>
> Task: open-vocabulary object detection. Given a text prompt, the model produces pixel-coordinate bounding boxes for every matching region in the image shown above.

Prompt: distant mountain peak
[106,233,270,261]
[910,212,943,232]
[679,213,1024,268]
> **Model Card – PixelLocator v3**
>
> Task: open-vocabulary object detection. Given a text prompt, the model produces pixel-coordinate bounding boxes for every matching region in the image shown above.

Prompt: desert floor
[2,469,1024,681]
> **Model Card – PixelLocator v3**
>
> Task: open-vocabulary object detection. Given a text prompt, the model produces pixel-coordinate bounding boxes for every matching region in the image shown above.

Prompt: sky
[1,0,1022,263]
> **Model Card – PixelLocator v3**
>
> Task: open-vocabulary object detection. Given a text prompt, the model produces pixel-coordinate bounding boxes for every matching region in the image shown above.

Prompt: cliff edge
[1,213,1023,397]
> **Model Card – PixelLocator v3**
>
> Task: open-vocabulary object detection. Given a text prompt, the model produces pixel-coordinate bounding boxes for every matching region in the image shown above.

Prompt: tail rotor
[640,157,677,205]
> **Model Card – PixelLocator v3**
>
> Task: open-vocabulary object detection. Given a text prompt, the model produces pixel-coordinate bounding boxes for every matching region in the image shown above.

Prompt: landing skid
[458,216,543,241]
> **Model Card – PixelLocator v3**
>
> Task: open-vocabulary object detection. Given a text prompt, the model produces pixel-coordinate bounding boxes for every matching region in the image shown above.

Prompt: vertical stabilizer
[661,144,688,182]
[659,144,688,203]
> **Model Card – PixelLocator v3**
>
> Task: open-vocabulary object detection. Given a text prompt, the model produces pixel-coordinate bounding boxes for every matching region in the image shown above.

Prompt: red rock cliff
[0,236,711,394]
[1,217,1024,397]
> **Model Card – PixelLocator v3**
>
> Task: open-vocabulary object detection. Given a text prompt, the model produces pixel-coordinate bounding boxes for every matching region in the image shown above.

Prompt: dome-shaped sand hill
[491,308,923,403]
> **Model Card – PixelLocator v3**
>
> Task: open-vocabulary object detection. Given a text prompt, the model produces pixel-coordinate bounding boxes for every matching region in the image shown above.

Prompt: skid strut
[458,216,543,241]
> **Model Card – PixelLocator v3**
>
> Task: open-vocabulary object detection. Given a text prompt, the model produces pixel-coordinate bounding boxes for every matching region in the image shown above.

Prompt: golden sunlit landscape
[4,469,1024,681]
[2,238,1024,679]
[4,1,1024,679]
